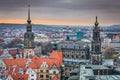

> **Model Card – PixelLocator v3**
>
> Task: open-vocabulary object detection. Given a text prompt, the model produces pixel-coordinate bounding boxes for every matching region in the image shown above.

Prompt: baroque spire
[27,4,31,24]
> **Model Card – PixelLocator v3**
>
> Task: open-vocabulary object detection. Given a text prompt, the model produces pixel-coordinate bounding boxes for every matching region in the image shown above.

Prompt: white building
[102,38,111,48]
[6,75,13,80]
[35,34,49,43]
[0,60,6,70]
[109,39,120,53]
[26,68,37,80]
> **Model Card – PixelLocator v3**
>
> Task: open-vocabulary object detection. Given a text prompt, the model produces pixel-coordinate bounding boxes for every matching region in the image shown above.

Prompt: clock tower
[24,5,35,58]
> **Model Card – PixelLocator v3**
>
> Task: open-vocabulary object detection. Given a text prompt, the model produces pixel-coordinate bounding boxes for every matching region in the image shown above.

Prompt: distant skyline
[0,0,120,26]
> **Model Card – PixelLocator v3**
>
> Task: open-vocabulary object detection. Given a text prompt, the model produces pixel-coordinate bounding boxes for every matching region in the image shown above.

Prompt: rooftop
[79,65,120,80]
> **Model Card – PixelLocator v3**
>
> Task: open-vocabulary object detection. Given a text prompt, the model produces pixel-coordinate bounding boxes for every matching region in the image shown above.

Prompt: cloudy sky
[0,0,120,26]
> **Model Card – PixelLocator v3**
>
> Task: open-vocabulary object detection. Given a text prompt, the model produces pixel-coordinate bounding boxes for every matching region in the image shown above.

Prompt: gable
[40,61,48,68]
[26,68,36,74]
[51,64,58,69]
[6,75,13,80]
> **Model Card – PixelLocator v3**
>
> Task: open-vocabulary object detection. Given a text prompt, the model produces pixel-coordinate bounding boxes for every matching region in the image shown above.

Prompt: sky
[0,0,120,26]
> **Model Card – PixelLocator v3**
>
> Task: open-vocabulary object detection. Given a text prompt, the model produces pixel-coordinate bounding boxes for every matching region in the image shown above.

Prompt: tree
[7,38,23,48]
[103,48,116,59]
[11,38,22,44]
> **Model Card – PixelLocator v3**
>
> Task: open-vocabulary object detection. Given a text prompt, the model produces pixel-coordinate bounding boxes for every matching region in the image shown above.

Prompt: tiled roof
[11,74,28,80]
[3,59,27,68]
[8,67,19,75]
[29,57,60,69]
[29,51,62,69]
[50,51,63,66]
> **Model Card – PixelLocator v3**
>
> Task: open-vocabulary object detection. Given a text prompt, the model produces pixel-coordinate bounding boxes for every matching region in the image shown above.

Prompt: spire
[27,4,31,24]
[95,16,99,27]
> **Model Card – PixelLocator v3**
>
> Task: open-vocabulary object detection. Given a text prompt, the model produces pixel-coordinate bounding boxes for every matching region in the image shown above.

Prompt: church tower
[91,16,102,65]
[24,5,35,58]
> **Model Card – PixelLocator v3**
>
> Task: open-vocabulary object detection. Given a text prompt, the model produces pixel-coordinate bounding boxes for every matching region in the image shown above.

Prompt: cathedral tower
[24,5,35,58]
[91,16,102,65]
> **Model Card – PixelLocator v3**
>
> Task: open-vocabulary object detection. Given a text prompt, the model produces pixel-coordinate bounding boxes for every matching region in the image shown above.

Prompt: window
[1,63,3,65]
[46,75,49,78]
[46,70,49,73]
[53,71,56,74]
[40,75,43,78]
[31,74,34,76]
[40,70,43,72]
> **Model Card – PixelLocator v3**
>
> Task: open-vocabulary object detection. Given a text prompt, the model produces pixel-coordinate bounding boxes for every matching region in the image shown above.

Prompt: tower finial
[96,16,97,22]
[95,16,99,27]
[27,4,31,23]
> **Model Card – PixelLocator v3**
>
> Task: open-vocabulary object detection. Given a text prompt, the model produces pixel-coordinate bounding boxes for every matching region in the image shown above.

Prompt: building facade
[57,41,90,79]
[58,42,90,60]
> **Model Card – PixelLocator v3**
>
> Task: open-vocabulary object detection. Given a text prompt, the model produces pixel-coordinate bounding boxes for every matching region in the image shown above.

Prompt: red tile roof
[11,74,28,80]
[3,50,63,78]
[3,59,27,68]
[29,57,60,69]
[29,51,63,69]
[50,51,63,66]
[29,58,59,69]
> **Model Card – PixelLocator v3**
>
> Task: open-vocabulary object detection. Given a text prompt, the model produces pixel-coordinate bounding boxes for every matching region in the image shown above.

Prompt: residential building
[1,51,62,80]
[26,68,37,80]
[75,65,120,80]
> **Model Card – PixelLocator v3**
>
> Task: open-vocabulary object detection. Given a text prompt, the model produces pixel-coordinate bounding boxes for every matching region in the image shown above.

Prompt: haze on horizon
[0,0,120,26]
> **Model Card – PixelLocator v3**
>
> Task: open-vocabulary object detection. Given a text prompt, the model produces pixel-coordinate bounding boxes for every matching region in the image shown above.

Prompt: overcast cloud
[0,0,120,25]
